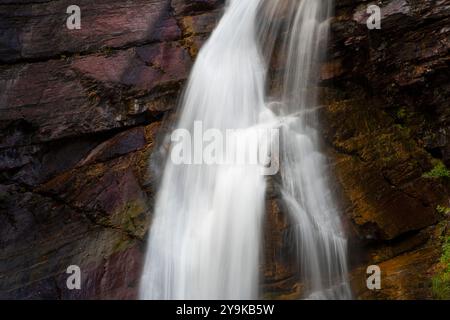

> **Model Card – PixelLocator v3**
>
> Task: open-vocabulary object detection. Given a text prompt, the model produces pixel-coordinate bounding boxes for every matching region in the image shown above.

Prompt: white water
[140,0,351,299]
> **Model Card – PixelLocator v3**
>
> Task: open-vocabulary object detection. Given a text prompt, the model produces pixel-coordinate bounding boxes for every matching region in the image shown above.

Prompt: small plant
[437,205,450,216]
[101,46,114,56]
[442,237,450,262]
[423,162,450,179]
[396,107,407,121]
[432,236,450,300]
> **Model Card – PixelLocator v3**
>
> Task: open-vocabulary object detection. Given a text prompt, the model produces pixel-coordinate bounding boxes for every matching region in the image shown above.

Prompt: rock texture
[260,0,450,300]
[322,0,450,299]
[0,0,224,299]
[0,0,449,300]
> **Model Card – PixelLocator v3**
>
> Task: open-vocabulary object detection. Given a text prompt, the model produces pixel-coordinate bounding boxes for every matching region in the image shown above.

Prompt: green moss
[442,238,450,262]
[432,236,450,300]
[112,235,134,253]
[423,161,450,179]
[396,107,407,120]
[437,205,450,216]
[101,46,114,56]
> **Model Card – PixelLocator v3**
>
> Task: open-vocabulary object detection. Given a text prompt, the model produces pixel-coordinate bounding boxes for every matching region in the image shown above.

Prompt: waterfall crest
[139,0,352,300]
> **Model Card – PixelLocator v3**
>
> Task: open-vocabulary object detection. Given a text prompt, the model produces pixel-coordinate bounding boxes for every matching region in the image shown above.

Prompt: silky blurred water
[139,0,351,300]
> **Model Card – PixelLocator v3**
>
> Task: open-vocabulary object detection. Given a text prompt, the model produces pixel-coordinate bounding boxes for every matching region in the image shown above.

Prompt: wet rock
[262,198,300,299]
[171,0,224,16]
[350,223,447,300]
[71,42,192,90]
[0,0,223,300]
[0,0,181,63]
[0,183,144,299]
[322,99,443,240]
[78,127,147,166]
[326,0,450,299]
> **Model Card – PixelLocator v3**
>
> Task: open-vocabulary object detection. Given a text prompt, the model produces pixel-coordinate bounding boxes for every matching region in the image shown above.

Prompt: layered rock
[261,0,449,300]
[0,0,224,299]
[322,0,450,299]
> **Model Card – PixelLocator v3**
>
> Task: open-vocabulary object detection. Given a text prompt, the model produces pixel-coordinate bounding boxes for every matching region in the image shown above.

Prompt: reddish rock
[71,42,192,90]
[78,127,148,166]
[0,59,121,145]
[171,0,224,16]
[350,223,447,300]
[0,0,223,300]
[0,44,191,146]
[0,183,139,299]
[0,0,181,63]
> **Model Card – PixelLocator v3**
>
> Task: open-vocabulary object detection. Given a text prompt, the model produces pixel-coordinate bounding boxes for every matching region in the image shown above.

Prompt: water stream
[140,0,351,300]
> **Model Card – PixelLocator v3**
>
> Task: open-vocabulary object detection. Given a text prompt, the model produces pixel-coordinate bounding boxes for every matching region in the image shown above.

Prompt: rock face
[0,0,449,300]
[260,0,449,300]
[322,0,450,299]
[0,0,224,299]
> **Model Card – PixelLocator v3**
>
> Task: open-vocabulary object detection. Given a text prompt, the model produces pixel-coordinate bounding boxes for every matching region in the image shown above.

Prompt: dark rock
[0,0,181,63]
[324,0,450,299]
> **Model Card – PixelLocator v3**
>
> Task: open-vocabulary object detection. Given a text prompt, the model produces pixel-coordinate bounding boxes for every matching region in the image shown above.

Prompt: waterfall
[139,0,351,300]
[261,0,352,299]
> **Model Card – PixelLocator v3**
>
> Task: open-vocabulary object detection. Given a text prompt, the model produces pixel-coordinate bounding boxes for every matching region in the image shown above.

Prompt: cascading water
[139,0,269,299]
[140,0,352,300]
[260,0,352,299]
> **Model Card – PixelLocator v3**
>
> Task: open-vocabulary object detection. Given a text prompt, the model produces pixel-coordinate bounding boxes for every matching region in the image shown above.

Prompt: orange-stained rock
[262,198,301,299]
[351,247,439,300]
[349,222,449,300]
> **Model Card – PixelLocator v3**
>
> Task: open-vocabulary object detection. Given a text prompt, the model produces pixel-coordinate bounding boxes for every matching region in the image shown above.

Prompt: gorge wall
[0,0,449,299]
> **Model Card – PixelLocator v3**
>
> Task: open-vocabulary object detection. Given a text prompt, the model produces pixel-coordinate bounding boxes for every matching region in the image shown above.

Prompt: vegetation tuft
[423,162,450,179]
[432,236,450,300]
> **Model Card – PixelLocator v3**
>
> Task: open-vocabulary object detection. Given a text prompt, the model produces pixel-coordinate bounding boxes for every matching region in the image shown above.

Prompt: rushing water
[139,0,351,300]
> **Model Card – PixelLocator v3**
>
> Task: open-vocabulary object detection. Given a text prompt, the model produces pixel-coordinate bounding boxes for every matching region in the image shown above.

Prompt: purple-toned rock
[71,42,192,90]
[0,0,181,63]
[171,0,225,16]
[0,42,191,146]
[78,127,148,167]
